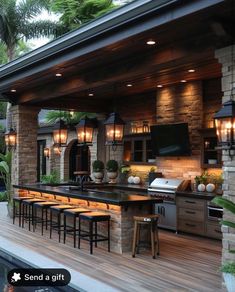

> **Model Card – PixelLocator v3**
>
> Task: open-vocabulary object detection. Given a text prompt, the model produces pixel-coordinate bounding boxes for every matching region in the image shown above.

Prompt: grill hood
[148,178,186,193]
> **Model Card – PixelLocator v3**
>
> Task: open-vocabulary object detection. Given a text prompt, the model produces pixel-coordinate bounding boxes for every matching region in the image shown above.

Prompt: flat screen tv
[150,123,191,156]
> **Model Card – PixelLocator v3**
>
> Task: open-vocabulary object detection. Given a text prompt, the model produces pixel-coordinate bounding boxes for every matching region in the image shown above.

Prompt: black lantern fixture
[214,41,235,152]
[44,147,50,158]
[52,119,68,147]
[76,116,95,145]
[5,128,17,148]
[214,100,235,150]
[104,112,125,145]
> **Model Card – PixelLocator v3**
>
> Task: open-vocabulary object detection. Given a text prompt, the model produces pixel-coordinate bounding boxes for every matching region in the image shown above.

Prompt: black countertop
[13,184,160,206]
[176,190,218,200]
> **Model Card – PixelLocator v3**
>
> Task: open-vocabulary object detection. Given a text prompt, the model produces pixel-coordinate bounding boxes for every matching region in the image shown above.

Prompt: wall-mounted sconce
[44,147,50,158]
[5,128,17,149]
[53,144,62,155]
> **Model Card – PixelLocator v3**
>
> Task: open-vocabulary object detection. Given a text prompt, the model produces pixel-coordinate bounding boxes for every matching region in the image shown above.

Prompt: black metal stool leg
[19,202,22,227]
[95,221,97,247]
[50,209,53,239]
[108,219,110,252]
[78,218,81,249]
[22,204,25,228]
[58,212,61,242]
[73,216,76,248]
[41,207,44,235]
[89,221,93,254]
[64,214,67,244]
[13,200,16,224]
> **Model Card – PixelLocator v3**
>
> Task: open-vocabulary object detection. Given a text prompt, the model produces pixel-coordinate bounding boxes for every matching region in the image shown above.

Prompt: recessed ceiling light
[11,89,16,92]
[55,73,62,77]
[157,85,163,88]
[181,80,187,83]
[126,84,133,87]
[147,40,156,45]
[188,69,195,73]
[88,93,94,97]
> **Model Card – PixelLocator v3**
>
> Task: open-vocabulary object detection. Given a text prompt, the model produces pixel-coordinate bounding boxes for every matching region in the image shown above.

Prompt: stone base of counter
[17,189,153,254]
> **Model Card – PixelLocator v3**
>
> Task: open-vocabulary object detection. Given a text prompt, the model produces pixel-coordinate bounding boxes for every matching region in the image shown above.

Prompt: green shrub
[92,160,104,172]
[0,191,7,202]
[41,170,60,184]
[221,262,235,276]
[106,160,118,172]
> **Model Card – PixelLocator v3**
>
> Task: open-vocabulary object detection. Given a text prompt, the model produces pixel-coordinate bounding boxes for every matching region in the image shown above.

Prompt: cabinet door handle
[185,211,196,214]
[185,223,196,227]
[185,200,196,204]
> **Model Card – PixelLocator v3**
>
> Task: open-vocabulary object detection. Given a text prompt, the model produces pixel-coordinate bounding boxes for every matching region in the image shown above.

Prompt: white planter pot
[93,172,104,183]
[107,172,118,184]
[223,273,235,292]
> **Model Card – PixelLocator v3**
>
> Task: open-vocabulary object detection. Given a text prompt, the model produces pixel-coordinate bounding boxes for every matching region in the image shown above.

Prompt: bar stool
[49,205,75,242]
[132,214,160,259]
[21,198,46,231]
[63,208,91,247]
[33,201,61,235]
[13,196,33,226]
[79,212,111,254]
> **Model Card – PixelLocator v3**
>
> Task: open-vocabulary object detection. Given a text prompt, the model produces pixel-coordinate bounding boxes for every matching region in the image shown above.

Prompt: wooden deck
[0,203,224,292]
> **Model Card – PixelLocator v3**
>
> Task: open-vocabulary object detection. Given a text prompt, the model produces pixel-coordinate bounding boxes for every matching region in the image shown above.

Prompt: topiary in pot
[92,160,104,183]
[106,160,118,184]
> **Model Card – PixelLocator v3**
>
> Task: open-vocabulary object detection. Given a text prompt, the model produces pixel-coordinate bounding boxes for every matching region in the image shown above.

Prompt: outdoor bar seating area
[12,184,162,255]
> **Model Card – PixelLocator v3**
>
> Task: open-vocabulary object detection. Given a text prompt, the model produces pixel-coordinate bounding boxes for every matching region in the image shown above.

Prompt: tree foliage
[0,0,66,61]
[45,110,95,124]
[50,0,117,29]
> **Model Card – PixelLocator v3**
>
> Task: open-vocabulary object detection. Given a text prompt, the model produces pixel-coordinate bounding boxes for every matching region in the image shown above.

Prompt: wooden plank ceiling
[3,1,234,113]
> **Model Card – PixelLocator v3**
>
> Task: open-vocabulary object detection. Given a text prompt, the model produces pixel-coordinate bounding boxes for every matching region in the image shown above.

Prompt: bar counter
[13,184,162,254]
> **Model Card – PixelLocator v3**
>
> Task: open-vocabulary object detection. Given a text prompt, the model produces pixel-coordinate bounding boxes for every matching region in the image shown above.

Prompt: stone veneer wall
[155,81,203,180]
[11,105,39,184]
[215,45,235,263]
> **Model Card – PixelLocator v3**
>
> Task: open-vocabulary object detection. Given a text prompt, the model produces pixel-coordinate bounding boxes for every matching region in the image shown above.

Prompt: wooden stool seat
[34,201,59,207]
[79,212,111,254]
[132,214,160,259]
[50,205,74,211]
[79,212,111,221]
[22,198,45,204]
[13,196,33,201]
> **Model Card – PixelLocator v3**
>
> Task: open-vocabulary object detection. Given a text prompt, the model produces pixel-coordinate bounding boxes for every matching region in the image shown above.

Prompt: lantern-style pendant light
[214,100,235,149]
[52,119,68,147]
[76,116,94,145]
[104,112,125,145]
[5,128,17,148]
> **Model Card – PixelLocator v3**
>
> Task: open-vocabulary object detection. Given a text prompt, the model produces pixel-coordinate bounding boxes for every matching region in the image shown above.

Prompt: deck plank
[0,203,225,292]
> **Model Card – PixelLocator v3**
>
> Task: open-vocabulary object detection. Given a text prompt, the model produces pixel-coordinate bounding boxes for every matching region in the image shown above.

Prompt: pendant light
[214,45,235,152]
[104,112,125,145]
[52,119,68,147]
[76,116,95,145]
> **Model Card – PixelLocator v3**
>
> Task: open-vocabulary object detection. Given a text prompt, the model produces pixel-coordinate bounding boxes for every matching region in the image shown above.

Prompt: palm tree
[0,0,66,61]
[51,0,117,30]
[45,110,95,124]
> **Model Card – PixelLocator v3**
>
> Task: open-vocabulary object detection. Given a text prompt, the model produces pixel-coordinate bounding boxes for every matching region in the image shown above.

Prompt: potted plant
[119,164,130,184]
[106,160,118,184]
[0,151,13,217]
[194,172,208,192]
[212,196,235,292]
[92,160,104,183]
[41,170,60,185]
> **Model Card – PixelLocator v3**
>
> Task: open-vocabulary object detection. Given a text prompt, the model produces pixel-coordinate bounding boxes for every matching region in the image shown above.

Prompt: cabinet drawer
[178,219,205,235]
[177,197,205,210]
[206,223,222,239]
[178,207,204,222]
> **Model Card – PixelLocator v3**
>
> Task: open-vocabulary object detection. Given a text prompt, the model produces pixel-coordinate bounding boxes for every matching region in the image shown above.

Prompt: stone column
[215,45,235,262]
[10,105,39,185]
